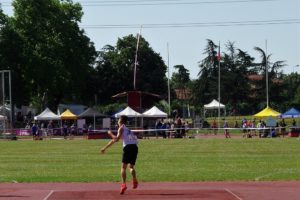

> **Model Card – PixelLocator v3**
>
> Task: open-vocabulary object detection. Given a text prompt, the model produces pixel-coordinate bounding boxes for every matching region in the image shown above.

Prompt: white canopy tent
[0,114,7,120]
[114,106,142,118]
[34,108,61,121]
[203,99,226,118]
[204,99,225,109]
[143,106,168,118]
[115,106,143,128]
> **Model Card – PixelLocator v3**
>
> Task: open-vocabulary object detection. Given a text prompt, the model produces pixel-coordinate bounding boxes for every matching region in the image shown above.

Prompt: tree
[220,42,254,115]
[171,65,190,89]
[280,73,300,109]
[0,8,29,107]
[253,46,286,110]
[95,34,167,104]
[192,39,218,106]
[193,40,256,115]
[10,0,97,110]
[171,65,191,117]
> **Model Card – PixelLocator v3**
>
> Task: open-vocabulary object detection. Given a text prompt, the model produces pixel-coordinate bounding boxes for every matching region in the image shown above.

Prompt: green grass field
[0,138,300,183]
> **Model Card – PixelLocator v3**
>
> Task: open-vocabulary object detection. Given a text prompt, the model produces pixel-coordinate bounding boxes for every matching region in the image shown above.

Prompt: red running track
[0,181,299,200]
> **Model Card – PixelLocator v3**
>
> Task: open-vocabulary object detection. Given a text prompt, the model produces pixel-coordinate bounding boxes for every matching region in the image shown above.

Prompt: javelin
[133,25,142,90]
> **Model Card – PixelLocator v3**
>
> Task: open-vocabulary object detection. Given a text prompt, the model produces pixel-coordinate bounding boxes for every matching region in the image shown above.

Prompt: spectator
[242,120,248,138]
[251,120,256,136]
[70,123,76,138]
[259,121,268,138]
[47,121,53,137]
[161,120,167,138]
[280,119,287,137]
[88,124,93,132]
[155,119,162,138]
[169,122,175,138]
[184,121,189,137]
[211,119,217,135]
[63,123,68,139]
[223,120,230,138]
[175,116,182,138]
[31,123,38,140]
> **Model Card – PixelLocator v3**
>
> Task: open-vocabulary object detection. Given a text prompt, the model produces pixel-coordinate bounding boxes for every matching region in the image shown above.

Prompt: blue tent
[279,107,300,118]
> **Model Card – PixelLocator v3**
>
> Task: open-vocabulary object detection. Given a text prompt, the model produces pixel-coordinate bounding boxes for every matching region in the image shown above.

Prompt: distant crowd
[210,117,297,138]
[27,121,93,140]
[152,116,190,139]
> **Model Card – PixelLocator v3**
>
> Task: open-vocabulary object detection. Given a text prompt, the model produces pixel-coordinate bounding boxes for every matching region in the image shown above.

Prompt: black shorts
[122,144,138,165]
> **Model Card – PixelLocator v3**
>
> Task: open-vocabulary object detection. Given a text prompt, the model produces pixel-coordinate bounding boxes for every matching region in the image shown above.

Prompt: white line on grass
[225,188,243,200]
[43,190,54,200]
[254,172,275,181]
[254,169,299,181]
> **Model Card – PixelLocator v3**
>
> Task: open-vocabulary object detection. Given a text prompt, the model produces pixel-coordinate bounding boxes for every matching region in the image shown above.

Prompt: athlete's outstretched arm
[100,139,115,154]
[100,126,123,154]
[108,130,117,139]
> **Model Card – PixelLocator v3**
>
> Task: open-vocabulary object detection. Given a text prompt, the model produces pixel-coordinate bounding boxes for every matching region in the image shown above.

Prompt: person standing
[101,115,138,195]
[31,122,38,140]
[211,119,217,135]
[280,119,287,137]
[47,121,53,137]
[223,120,231,138]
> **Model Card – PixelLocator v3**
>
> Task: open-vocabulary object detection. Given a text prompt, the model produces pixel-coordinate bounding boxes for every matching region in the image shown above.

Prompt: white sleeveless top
[122,125,138,147]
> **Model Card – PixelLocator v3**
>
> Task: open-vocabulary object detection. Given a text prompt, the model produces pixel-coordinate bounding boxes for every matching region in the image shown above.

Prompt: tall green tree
[281,73,300,109]
[221,42,254,114]
[253,47,285,110]
[193,40,255,115]
[0,7,28,107]
[171,65,190,89]
[193,39,218,106]
[10,0,97,110]
[95,34,167,104]
[170,65,191,117]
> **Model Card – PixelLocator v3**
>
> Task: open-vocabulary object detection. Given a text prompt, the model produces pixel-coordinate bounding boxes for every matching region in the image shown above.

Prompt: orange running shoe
[133,179,138,189]
[120,183,127,195]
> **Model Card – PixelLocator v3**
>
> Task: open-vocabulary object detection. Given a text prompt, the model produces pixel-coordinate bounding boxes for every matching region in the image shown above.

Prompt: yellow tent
[253,106,281,117]
[60,109,77,120]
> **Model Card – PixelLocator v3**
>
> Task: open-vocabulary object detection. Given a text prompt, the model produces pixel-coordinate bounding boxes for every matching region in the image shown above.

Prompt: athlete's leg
[120,163,128,194]
[129,164,136,180]
[121,163,127,183]
[129,164,138,188]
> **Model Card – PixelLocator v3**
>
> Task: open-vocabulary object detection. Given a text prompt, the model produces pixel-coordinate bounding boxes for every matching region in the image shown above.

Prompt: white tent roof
[143,106,168,118]
[34,108,61,120]
[204,99,225,109]
[0,114,7,120]
[114,106,142,118]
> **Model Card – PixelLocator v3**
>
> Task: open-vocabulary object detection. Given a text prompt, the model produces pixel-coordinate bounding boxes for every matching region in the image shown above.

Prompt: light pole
[293,65,299,74]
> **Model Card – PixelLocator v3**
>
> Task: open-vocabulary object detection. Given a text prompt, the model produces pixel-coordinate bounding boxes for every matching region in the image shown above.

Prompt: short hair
[120,115,128,124]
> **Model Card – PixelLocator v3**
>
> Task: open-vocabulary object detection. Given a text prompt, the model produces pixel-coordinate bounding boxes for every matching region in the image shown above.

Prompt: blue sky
[1,0,300,79]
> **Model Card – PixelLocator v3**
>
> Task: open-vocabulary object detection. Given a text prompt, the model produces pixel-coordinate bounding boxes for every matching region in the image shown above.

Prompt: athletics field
[0,137,300,199]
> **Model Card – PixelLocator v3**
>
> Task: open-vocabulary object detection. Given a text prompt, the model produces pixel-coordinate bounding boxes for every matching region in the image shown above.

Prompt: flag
[217,44,221,62]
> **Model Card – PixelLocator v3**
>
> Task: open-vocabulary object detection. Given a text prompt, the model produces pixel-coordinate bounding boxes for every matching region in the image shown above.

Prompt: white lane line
[225,188,243,200]
[43,190,54,200]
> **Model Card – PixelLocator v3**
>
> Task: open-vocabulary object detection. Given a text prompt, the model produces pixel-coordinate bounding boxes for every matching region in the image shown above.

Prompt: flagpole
[134,26,142,90]
[167,43,171,116]
[265,40,269,107]
[218,41,221,129]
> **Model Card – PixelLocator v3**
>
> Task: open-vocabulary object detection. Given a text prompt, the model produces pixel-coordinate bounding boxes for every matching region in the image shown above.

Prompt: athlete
[101,115,139,195]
